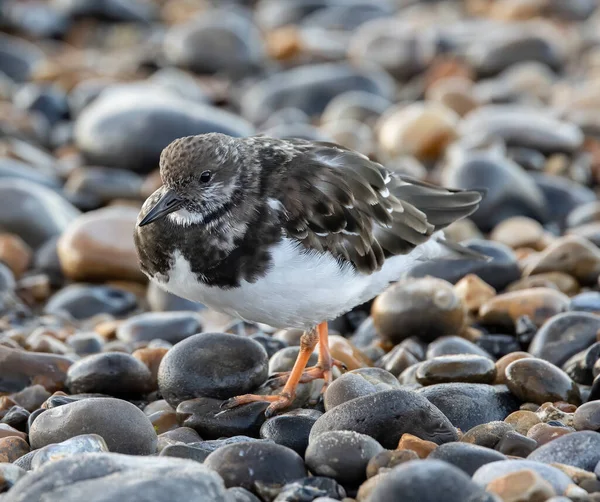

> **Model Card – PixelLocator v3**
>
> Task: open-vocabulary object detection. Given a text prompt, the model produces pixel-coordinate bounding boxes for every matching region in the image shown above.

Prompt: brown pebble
[490,216,548,251]
[17,274,51,303]
[0,234,31,278]
[527,423,572,446]
[0,424,26,441]
[148,409,179,435]
[486,468,556,502]
[495,352,534,385]
[396,433,438,459]
[357,472,387,502]
[504,411,542,436]
[551,463,597,485]
[479,288,569,329]
[366,449,419,478]
[454,274,496,314]
[426,77,479,116]
[0,436,30,463]
[506,273,580,296]
[133,347,169,389]
[372,277,465,345]
[523,236,600,285]
[328,335,371,370]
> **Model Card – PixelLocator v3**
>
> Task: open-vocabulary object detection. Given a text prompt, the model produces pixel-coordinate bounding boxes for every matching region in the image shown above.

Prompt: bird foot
[265,359,347,393]
[220,392,295,418]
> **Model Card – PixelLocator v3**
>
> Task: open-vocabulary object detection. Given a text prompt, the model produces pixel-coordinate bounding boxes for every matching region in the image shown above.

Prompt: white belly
[155,236,447,329]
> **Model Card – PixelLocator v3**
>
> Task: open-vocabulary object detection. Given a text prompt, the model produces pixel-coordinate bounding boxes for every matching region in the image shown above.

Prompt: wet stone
[495,352,533,385]
[416,355,496,385]
[372,278,465,345]
[324,368,400,410]
[44,284,137,320]
[31,433,108,469]
[309,389,458,449]
[75,88,254,173]
[528,431,600,471]
[505,410,542,436]
[1,406,30,432]
[486,469,556,502]
[418,384,520,432]
[66,353,153,397]
[505,358,581,405]
[378,346,420,377]
[409,240,521,291]
[0,436,29,463]
[29,397,157,455]
[241,63,395,125]
[0,179,80,250]
[156,427,201,453]
[117,312,202,345]
[429,442,507,476]
[528,312,600,367]
[364,459,493,502]
[473,459,572,494]
[158,333,268,407]
[177,397,268,440]
[479,288,569,330]
[306,430,383,487]
[260,409,322,456]
[204,442,306,492]
[397,433,438,459]
[477,334,521,359]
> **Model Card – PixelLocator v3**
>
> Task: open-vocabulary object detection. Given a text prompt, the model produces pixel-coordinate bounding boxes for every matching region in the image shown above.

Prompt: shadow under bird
[134,133,483,416]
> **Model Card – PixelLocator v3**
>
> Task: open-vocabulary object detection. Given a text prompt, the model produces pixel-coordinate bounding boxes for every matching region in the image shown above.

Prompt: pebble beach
[3,0,600,501]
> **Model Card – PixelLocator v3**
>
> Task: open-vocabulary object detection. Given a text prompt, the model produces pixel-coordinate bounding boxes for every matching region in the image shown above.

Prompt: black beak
[138,189,184,227]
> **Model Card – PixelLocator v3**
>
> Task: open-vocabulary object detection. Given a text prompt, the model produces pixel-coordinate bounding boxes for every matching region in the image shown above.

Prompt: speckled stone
[528,431,600,471]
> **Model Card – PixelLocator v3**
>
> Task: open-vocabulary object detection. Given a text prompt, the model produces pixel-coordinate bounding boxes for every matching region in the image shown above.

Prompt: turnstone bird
[134,133,483,416]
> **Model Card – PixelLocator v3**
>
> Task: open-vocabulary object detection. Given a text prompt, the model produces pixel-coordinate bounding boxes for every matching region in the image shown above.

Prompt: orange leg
[265,322,347,393]
[220,325,320,417]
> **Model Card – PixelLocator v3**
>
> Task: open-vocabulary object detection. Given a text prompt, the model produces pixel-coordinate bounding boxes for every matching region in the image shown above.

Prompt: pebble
[31,434,108,469]
[0,179,80,249]
[527,431,600,471]
[396,433,438,459]
[0,32,44,83]
[241,63,395,124]
[66,352,153,396]
[378,346,420,377]
[0,345,72,393]
[75,88,254,173]
[0,158,60,190]
[409,240,521,291]
[528,312,600,367]
[228,487,261,502]
[505,410,542,435]
[426,336,494,360]
[57,206,144,282]
[490,216,549,251]
[527,423,572,446]
[324,368,400,410]
[523,236,600,285]
[133,347,168,388]
[1,406,30,432]
[29,397,157,455]
[363,459,493,502]
[366,449,419,478]
[574,402,600,431]
[260,409,322,456]
[563,342,600,386]
[3,452,229,501]
[473,459,573,494]
[116,312,202,345]
[453,274,496,313]
[569,291,600,314]
[442,152,548,232]
[44,284,137,320]
[177,397,269,440]
[486,469,556,502]
[0,436,29,463]
[505,358,581,405]
[418,384,520,432]
[305,430,383,487]
[158,333,268,406]
[0,234,31,279]
[309,389,458,449]
[0,463,26,492]
[204,442,306,492]
[66,333,103,355]
[507,272,580,296]
[321,91,390,126]
[372,278,465,345]
[377,102,459,161]
[146,282,204,312]
[273,477,345,502]
[495,352,533,385]
[479,288,569,329]
[416,355,496,385]
[429,442,507,476]
[495,429,538,457]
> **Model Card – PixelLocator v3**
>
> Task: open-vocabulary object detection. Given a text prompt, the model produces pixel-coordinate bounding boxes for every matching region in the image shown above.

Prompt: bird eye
[200,170,212,183]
